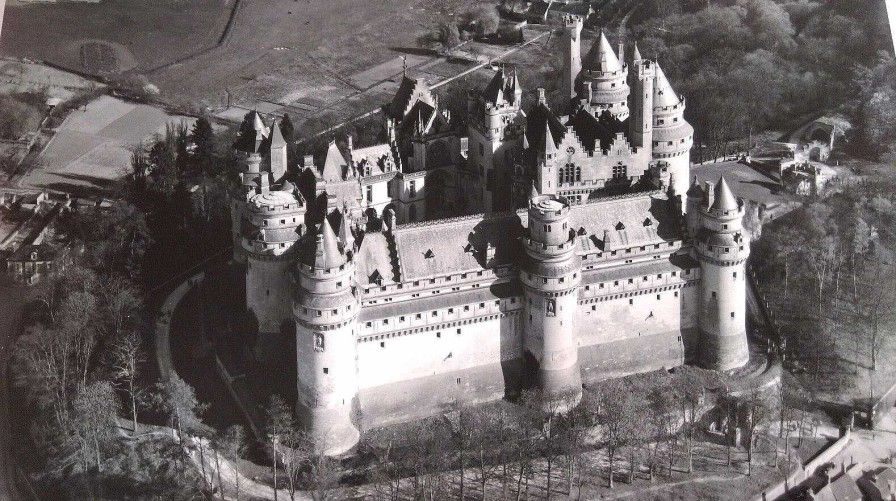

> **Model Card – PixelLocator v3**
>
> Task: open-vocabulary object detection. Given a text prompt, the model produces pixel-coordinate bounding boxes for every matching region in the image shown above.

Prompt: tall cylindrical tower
[629,48,654,150]
[651,63,694,209]
[521,194,582,409]
[243,183,305,352]
[562,15,583,110]
[695,177,750,371]
[293,218,360,455]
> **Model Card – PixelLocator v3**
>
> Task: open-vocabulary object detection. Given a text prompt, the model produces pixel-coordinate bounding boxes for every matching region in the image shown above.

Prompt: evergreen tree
[190,117,215,173]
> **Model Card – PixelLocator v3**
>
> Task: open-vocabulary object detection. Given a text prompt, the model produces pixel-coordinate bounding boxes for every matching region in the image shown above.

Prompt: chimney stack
[618,42,624,63]
[537,88,547,105]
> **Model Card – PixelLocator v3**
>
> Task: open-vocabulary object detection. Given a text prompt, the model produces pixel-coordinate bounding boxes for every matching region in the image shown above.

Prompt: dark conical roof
[583,31,622,73]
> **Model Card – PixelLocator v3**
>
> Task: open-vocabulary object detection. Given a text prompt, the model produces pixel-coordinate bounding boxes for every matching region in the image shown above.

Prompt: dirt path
[600,473,738,499]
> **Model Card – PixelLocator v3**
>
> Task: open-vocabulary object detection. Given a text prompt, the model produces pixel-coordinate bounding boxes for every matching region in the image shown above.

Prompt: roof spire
[711,176,738,212]
[583,31,622,73]
[313,218,346,270]
[633,42,642,62]
[541,120,557,157]
[529,180,540,200]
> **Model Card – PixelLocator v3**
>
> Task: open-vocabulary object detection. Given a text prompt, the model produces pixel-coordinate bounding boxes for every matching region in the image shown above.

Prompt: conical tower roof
[313,218,346,270]
[270,118,286,147]
[711,176,738,212]
[321,140,347,182]
[252,111,267,133]
[583,31,622,73]
[653,64,681,109]
[686,175,703,198]
[632,42,642,62]
[339,211,355,251]
[529,181,540,200]
[540,121,557,156]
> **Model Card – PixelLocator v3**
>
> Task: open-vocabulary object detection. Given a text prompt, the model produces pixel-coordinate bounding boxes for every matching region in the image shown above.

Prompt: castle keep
[231,24,751,454]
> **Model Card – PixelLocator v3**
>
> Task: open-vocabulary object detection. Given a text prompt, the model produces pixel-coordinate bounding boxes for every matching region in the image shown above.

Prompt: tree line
[10,114,253,500]
[752,174,896,399]
[629,0,892,161]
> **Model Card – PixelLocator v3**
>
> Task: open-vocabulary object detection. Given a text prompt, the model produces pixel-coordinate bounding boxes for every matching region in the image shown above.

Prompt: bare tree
[218,425,248,501]
[265,394,294,500]
[109,330,145,432]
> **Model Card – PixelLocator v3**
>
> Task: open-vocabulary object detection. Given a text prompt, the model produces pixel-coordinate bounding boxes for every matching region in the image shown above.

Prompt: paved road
[0,283,35,501]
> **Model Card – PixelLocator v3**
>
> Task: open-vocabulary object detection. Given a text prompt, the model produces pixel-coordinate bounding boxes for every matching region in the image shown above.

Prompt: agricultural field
[18,95,193,194]
[1,0,535,134]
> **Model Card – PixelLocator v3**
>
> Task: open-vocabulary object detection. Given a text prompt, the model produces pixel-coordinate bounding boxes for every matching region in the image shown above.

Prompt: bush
[0,94,43,140]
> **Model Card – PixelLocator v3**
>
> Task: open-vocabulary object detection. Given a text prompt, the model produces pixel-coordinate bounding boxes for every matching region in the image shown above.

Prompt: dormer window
[643,218,652,227]
[424,249,435,259]
[615,221,626,231]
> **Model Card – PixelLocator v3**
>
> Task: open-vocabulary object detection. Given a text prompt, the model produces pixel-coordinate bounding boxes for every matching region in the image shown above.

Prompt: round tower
[243,183,306,356]
[580,31,629,120]
[695,177,750,371]
[293,218,360,455]
[651,64,694,209]
[521,194,582,409]
[231,111,271,263]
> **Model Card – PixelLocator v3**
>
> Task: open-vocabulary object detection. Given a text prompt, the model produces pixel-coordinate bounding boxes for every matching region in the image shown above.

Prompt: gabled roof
[401,100,450,136]
[583,31,622,73]
[567,107,626,153]
[711,177,738,211]
[386,76,435,120]
[525,103,566,154]
[653,64,681,109]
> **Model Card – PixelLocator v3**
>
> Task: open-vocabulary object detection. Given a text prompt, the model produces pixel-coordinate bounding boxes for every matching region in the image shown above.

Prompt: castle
[230,20,751,455]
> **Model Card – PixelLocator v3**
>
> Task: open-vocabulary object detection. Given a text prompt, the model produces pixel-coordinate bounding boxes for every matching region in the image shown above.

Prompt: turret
[243,184,306,358]
[562,15,584,112]
[685,176,703,238]
[651,63,694,210]
[231,111,272,263]
[294,218,360,455]
[467,67,527,212]
[629,45,654,150]
[580,31,629,120]
[520,195,582,409]
[694,177,750,371]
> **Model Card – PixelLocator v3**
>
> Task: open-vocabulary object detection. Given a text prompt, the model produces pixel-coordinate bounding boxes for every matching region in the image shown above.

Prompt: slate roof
[653,64,681,108]
[393,212,525,281]
[583,32,622,73]
[711,177,738,211]
[355,232,395,285]
[567,107,626,153]
[386,76,435,120]
[321,141,350,182]
[525,103,566,153]
[567,192,680,250]
[482,67,521,106]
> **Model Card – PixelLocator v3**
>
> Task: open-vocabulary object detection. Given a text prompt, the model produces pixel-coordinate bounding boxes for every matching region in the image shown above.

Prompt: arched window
[575,166,581,182]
